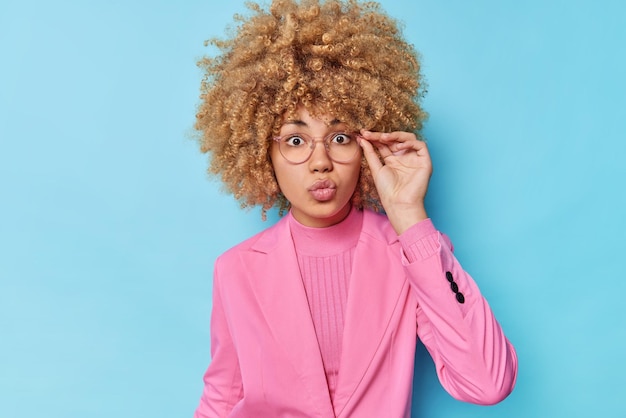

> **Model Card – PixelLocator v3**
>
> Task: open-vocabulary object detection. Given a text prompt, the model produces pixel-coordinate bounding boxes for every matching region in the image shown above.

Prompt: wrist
[384,203,428,235]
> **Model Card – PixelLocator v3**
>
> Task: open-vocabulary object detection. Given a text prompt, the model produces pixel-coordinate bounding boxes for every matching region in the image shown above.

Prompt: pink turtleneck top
[288,206,434,404]
[288,207,362,403]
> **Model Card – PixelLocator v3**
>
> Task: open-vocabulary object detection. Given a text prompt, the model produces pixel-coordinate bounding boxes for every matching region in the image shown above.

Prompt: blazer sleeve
[194,260,244,418]
[398,219,518,405]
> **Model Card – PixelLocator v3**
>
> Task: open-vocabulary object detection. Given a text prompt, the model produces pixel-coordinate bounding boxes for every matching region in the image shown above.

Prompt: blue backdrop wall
[1,1,624,417]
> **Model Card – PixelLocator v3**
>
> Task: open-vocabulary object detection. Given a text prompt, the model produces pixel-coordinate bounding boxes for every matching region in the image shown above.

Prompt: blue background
[1,0,624,417]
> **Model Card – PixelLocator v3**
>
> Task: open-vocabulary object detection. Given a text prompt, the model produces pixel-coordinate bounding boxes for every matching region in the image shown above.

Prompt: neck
[291,203,353,228]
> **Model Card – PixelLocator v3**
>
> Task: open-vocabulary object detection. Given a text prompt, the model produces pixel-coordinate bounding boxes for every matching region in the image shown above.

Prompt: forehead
[280,106,342,127]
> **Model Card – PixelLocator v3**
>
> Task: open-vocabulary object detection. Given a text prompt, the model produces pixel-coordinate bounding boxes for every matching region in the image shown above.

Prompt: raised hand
[358,130,433,235]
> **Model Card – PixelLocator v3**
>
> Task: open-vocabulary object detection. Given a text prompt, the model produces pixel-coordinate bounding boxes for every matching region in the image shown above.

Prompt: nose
[308,139,333,172]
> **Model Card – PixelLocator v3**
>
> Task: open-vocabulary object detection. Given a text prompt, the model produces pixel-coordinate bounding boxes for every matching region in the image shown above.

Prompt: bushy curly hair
[195,0,427,218]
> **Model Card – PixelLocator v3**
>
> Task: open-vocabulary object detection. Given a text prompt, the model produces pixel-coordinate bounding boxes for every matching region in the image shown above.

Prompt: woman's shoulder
[217,214,290,261]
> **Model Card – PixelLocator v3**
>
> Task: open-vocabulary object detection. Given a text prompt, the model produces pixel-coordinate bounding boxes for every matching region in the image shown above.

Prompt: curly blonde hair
[195,0,427,218]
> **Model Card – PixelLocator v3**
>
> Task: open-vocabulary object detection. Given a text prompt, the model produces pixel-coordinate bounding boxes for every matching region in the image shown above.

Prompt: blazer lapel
[240,216,335,416]
[333,211,408,415]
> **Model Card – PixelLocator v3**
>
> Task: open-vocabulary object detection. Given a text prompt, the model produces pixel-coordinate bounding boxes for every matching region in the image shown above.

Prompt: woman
[193,1,517,417]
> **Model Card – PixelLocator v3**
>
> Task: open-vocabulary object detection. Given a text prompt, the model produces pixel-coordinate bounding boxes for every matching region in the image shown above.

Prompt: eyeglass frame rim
[271,130,362,164]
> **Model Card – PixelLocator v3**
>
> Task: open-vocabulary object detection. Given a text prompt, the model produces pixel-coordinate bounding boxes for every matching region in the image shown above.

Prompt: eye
[331,132,353,145]
[284,135,306,147]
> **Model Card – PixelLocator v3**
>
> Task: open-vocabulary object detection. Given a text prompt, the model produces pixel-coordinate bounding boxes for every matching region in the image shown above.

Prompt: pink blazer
[195,210,517,418]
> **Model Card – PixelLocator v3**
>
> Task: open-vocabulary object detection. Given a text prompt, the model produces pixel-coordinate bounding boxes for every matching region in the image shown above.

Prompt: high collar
[288,206,363,256]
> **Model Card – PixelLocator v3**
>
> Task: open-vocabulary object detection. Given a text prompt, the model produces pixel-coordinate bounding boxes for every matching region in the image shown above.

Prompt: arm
[399,219,517,404]
[194,263,244,418]
[359,132,517,404]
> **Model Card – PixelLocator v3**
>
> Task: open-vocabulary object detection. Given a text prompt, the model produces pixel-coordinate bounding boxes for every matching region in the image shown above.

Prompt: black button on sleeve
[445,271,464,304]
[450,282,459,293]
[456,292,465,304]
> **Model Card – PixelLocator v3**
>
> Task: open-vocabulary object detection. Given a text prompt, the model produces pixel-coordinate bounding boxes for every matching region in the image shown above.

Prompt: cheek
[269,144,280,167]
[269,146,284,179]
[270,148,297,193]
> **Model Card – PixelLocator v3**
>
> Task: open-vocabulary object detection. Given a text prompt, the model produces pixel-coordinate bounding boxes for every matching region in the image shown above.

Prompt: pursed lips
[308,179,335,191]
[308,179,337,201]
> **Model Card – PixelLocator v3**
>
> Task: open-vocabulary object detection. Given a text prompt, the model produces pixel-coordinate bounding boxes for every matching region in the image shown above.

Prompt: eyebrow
[282,118,342,127]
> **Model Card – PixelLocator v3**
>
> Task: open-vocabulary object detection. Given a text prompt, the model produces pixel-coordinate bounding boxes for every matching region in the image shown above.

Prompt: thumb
[358,136,383,176]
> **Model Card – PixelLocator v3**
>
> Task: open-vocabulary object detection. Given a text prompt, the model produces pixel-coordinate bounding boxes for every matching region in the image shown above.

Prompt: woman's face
[271,106,362,228]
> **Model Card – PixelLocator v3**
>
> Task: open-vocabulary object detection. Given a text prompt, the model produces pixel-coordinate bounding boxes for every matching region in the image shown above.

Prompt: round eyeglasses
[273,131,360,164]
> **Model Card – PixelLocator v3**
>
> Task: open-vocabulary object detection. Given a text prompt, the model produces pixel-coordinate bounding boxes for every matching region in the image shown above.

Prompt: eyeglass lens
[277,132,359,163]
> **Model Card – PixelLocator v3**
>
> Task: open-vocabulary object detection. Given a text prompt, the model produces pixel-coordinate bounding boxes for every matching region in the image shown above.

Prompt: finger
[360,130,424,157]
[357,136,384,175]
[385,137,430,160]
[393,138,429,155]
[360,130,417,145]
[357,131,395,158]
[411,139,430,158]
[373,141,396,159]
